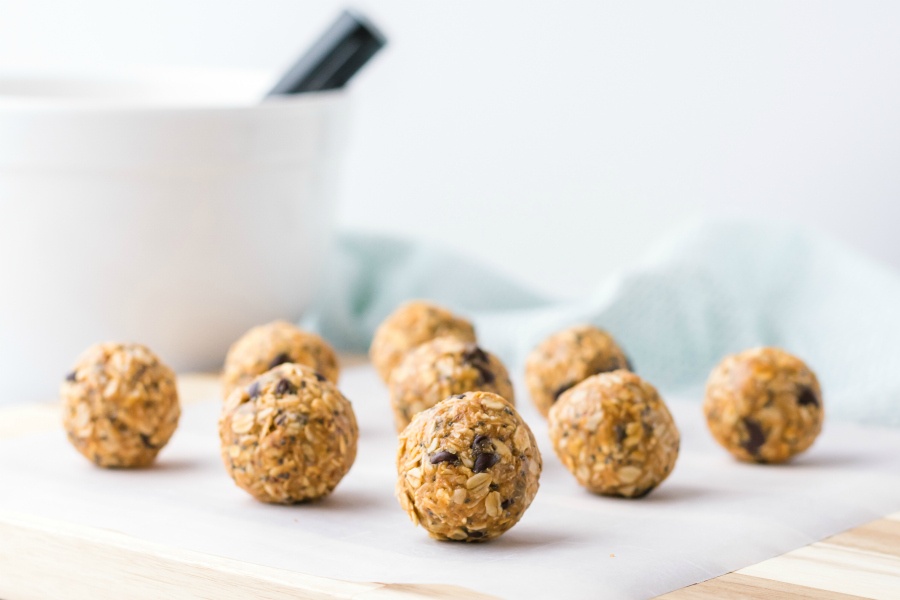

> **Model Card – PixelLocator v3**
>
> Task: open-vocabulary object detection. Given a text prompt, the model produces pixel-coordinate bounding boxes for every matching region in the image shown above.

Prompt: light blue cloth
[304,219,900,427]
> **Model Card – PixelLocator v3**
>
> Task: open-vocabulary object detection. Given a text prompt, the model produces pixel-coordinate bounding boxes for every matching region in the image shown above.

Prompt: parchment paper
[2,365,900,599]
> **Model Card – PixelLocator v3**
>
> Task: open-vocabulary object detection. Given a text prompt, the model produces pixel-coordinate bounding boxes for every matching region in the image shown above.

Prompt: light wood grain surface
[657,513,900,600]
[0,511,494,600]
[1,374,898,600]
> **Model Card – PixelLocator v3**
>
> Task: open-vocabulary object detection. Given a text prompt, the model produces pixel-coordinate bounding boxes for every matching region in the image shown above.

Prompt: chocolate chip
[473,452,499,473]
[467,530,485,539]
[614,424,627,444]
[500,498,514,509]
[462,345,495,384]
[267,352,291,370]
[64,371,77,382]
[553,382,575,402]
[463,345,490,364]
[274,378,296,395]
[247,381,261,398]
[797,386,819,407]
[473,434,491,448]
[315,372,327,382]
[475,367,496,384]
[139,433,158,450]
[452,394,466,400]
[430,451,459,465]
[741,418,766,455]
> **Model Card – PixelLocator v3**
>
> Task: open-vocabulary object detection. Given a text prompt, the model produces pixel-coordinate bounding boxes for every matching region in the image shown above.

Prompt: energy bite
[219,363,358,504]
[704,347,823,464]
[222,320,339,399]
[548,371,679,498]
[61,342,180,468]
[370,300,476,383]
[526,324,631,418]
[389,337,515,432]
[396,391,541,542]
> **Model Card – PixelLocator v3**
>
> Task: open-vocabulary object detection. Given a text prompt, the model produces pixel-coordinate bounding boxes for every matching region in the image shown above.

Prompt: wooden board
[1,374,899,600]
[657,514,900,600]
[0,511,490,600]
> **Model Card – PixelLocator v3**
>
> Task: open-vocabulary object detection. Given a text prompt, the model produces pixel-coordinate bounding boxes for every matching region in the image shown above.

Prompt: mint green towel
[304,220,900,426]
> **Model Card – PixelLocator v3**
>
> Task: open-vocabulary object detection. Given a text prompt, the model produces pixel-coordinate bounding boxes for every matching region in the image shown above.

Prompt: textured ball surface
[549,371,679,498]
[396,391,541,541]
[526,324,630,417]
[370,300,476,383]
[223,320,339,399]
[219,363,358,503]
[704,347,823,463]
[62,342,180,468]
[389,337,515,432]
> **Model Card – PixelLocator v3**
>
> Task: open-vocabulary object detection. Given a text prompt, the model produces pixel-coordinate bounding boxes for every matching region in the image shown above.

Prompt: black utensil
[266,9,386,97]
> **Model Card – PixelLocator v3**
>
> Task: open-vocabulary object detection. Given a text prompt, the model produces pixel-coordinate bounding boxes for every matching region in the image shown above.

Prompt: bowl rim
[0,66,346,113]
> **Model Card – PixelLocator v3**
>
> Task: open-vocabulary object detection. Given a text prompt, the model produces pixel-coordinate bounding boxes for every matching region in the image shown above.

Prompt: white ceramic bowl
[0,69,349,402]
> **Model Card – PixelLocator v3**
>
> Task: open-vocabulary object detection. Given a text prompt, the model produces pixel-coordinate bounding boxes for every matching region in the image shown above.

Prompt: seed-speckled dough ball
[370,300,476,383]
[61,342,180,468]
[222,320,339,399]
[549,371,679,498]
[396,391,542,542]
[704,347,823,464]
[526,324,631,418]
[389,337,515,432]
[219,363,358,504]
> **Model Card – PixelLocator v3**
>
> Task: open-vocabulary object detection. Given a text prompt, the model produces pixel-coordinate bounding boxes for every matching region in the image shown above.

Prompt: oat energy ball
[61,342,180,468]
[549,371,679,498]
[219,363,358,504]
[223,320,339,399]
[526,324,631,418]
[396,391,541,542]
[704,347,823,464]
[389,337,515,432]
[370,300,477,383]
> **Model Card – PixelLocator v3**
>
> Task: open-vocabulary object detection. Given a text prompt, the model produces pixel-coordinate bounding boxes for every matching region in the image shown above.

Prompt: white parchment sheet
[2,365,900,599]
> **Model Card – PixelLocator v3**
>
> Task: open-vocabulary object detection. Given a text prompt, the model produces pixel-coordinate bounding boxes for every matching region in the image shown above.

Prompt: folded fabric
[303,219,900,427]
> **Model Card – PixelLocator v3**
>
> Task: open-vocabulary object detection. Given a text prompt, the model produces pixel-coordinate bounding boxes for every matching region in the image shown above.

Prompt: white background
[3,1,900,297]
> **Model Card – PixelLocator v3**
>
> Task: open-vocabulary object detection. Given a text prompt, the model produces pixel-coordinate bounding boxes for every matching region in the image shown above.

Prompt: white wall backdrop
[3,1,900,297]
